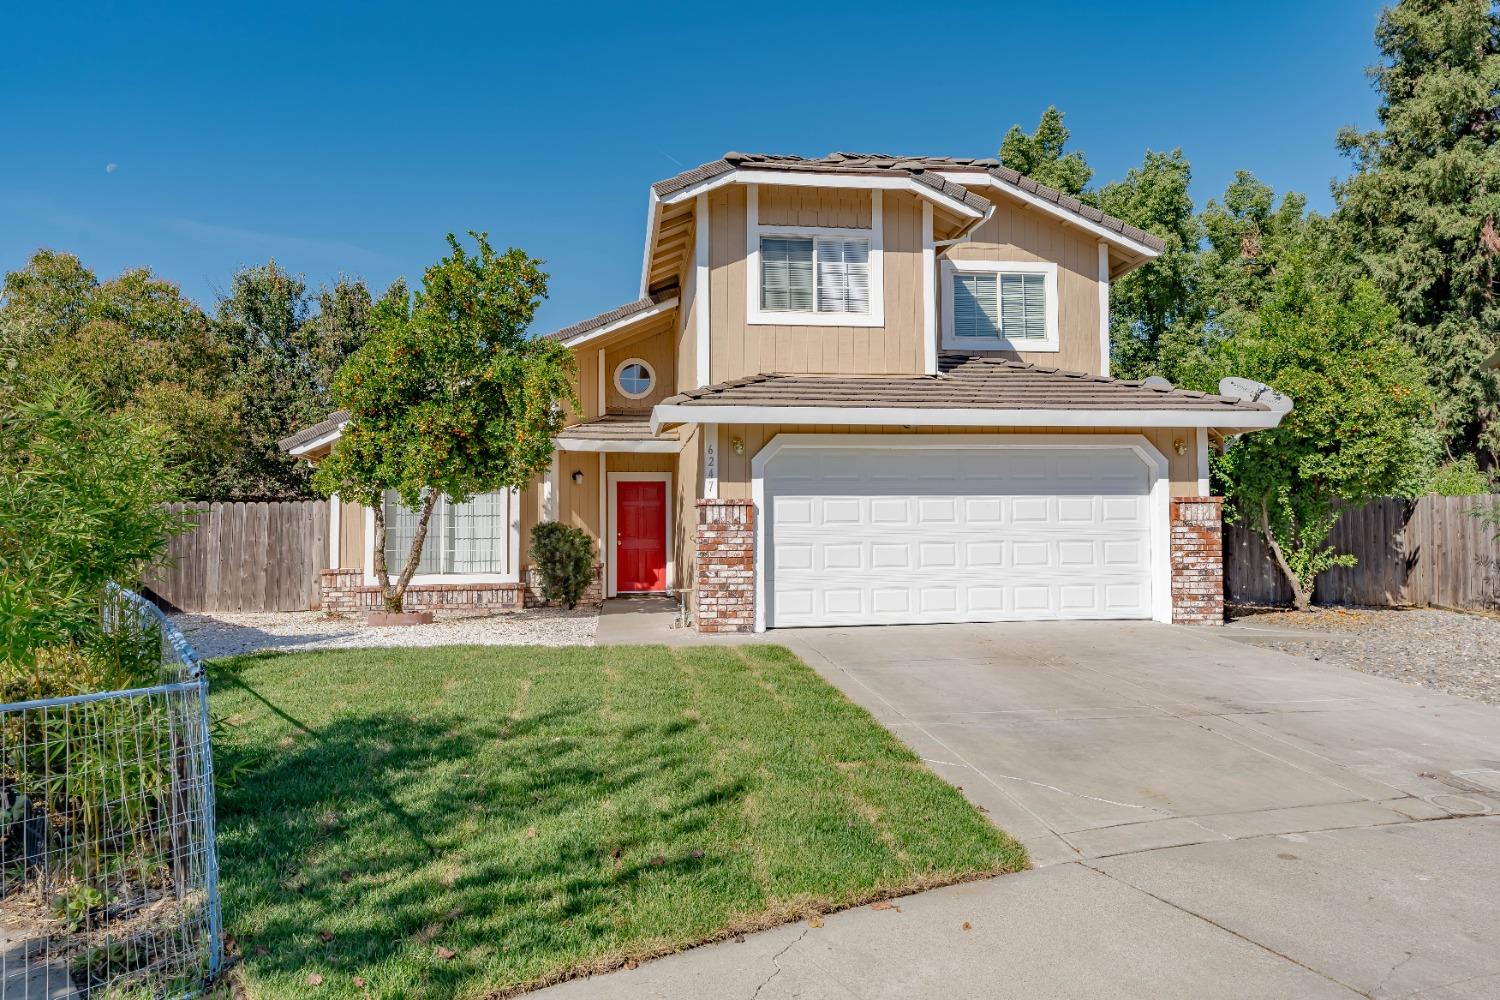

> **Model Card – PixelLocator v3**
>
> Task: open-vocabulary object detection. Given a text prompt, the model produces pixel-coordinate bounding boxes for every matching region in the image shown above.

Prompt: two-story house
[281,152,1286,632]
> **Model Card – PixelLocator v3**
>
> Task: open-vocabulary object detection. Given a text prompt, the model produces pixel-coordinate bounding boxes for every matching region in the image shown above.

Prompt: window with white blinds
[383,490,514,577]
[942,261,1057,350]
[953,272,1047,340]
[760,236,871,315]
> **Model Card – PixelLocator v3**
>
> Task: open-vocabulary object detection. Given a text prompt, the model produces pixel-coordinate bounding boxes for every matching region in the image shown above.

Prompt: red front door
[616,480,667,592]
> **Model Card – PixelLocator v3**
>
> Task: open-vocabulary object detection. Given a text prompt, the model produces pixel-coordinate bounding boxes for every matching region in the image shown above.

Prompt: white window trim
[605,472,674,598]
[362,490,522,586]
[613,357,657,400]
[745,184,885,328]
[748,433,1172,632]
[941,258,1059,352]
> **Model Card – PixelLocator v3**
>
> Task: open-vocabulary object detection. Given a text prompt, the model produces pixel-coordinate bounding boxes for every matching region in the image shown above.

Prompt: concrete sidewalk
[538,619,1500,998]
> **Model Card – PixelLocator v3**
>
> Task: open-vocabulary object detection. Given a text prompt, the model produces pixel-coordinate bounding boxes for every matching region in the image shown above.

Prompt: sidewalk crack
[751,925,811,1000]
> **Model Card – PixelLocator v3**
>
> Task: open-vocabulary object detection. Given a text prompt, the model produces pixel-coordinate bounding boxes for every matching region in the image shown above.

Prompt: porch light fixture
[571,470,585,484]
[731,437,745,455]
[1173,439,1187,456]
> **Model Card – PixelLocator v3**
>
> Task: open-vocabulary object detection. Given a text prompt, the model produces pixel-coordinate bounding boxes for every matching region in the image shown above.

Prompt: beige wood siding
[714,424,1203,498]
[942,200,1103,374]
[573,349,602,421]
[603,318,676,412]
[339,498,365,570]
[707,187,926,381]
[518,477,542,571]
[555,450,603,540]
[758,186,872,228]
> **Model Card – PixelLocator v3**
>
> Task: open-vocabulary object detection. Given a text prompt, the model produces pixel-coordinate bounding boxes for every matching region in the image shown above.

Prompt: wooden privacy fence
[1225,495,1500,611]
[144,501,329,613]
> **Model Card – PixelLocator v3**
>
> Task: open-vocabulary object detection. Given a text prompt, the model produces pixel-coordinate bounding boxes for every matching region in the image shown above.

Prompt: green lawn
[211,644,1025,998]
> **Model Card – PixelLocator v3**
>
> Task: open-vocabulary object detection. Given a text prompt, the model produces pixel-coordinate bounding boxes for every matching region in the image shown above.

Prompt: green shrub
[1428,454,1491,496]
[529,522,596,609]
[0,377,184,669]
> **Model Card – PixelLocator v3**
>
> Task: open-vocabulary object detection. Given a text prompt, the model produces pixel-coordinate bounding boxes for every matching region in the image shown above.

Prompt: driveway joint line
[793,638,1083,857]
[1080,861,1373,998]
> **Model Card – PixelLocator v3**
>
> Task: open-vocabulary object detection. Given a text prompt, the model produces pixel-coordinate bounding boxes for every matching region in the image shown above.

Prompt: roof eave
[651,403,1283,435]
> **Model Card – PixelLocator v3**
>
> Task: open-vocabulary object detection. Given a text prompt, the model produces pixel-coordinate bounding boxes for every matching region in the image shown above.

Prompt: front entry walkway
[540,620,1500,999]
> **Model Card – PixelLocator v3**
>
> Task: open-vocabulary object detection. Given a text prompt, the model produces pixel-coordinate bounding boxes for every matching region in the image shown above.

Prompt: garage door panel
[766,445,1155,628]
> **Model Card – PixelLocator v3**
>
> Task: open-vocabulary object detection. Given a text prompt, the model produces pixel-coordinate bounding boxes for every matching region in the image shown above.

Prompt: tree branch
[1259,496,1311,611]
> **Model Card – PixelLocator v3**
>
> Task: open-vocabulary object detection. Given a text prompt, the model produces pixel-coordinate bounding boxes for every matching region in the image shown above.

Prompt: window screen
[952,271,1046,340]
[761,235,870,314]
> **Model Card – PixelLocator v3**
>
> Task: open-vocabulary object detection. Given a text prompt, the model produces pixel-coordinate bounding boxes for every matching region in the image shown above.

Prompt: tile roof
[555,414,680,442]
[661,356,1266,413]
[538,291,677,343]
[277,409,350,453]
[652,152,992,215]
[651,152,1165,252]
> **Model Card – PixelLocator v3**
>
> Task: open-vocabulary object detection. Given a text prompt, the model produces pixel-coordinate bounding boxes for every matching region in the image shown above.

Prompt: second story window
[941,259,1059,352]
[760,236,871,315]
[746,187,885,328]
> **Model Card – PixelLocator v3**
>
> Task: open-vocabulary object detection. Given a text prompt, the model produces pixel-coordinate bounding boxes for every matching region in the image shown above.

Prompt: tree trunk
[372,503,393,610]
[390,492,442,613]
[1259,497,1313,612]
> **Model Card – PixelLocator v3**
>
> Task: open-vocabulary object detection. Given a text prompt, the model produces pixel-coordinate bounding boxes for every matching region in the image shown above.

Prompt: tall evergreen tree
[998,106,1094,197]
[1096,149,1202,377]
[213,264,397,497]
[1334,0,1500,458]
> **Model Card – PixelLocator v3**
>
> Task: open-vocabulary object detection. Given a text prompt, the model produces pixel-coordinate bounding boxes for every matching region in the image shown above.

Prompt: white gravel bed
[1230,606,1500,706]
[173,607,599,659]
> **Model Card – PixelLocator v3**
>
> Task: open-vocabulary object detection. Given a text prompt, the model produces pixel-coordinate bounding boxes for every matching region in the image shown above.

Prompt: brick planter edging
[1171,496,1225,625]
[319,563,604,614]
[696,498,754,634]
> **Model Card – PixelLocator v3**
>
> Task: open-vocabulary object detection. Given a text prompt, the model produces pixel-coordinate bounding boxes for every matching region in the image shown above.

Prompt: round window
[615,359,655,399]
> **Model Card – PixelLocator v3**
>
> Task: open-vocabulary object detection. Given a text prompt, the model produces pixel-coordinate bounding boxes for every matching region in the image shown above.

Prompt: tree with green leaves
[1097,149,1203,378]
[312,233,575,614]
[213,263,397,498]
[1334,0,1500,460]
[0,251,239,498]
[998,106,1094,197]
[1208,256,1433,610]
[0,378,184,667]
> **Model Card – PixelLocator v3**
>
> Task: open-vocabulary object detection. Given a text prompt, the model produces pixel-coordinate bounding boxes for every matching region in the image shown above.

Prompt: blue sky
[4,1,1385,334]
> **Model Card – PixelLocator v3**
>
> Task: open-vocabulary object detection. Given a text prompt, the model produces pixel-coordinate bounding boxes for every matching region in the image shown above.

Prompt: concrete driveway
[542,621,1500,999]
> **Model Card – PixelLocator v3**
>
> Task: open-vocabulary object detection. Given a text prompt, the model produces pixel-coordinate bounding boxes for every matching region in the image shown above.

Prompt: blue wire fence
[0,585,222,998]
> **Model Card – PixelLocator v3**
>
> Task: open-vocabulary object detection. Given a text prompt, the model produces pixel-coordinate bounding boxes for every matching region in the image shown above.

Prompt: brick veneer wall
[696,499,755,633]
[1171,496,1225,625]
[523,563,604,609]
[319,563,604,615]
[319,569,524,614]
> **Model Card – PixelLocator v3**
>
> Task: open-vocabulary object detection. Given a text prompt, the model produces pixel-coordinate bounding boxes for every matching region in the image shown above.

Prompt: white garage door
[765,445,1155,628]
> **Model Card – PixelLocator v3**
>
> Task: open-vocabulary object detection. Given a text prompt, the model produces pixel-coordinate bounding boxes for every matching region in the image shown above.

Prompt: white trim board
[286,425,347,456]
[921,201,937,375]
[652,403,1285,433]
[552,436,680,454]
[934,171,1164,262]
[557,296,679,350]
[1098,241,1111,377]
[328,493,341,568]
[940,258,1059,353]
[658,168,984,223]
[748,433,1173,631]
[605,471,674,598]
[744,184,886,328]
[695,193,711,387]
